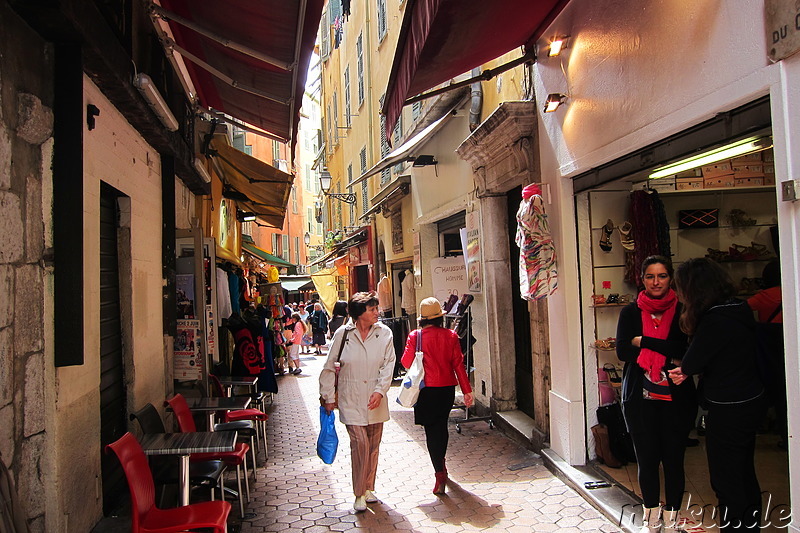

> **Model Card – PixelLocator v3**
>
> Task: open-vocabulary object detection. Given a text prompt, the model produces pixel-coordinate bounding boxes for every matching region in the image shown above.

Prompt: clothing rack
[444,309,493,432]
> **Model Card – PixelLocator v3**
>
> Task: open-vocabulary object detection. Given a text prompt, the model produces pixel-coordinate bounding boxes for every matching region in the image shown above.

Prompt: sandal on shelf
[618,221,635,251]
[599,219,615,252]
[706,247,728,262]
[750,241,771,258]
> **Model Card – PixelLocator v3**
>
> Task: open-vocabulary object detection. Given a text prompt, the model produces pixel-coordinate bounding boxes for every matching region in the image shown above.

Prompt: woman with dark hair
[328,300,349,336]
[616,256,695,533]
[401,297,473,495]
[670,257,766,531]
[319,292,395,512]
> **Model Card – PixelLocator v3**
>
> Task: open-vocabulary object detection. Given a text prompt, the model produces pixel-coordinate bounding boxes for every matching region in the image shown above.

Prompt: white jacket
[319,321,395,426]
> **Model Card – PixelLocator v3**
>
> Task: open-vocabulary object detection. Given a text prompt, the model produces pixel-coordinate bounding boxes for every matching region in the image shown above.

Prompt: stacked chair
[209,373,269,457]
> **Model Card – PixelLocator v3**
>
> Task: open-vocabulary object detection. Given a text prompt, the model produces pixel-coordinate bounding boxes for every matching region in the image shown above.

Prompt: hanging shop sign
[391,210,404,253]
[174,319,203,381]
[766,0,800,61]
[430,256,469,303]
[464,210,482,293]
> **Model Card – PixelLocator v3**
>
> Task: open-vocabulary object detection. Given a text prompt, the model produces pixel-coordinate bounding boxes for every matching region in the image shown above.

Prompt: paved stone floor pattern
[238,353,622,533]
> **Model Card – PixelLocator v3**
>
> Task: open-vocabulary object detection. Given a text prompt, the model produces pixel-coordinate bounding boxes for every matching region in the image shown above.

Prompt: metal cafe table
[216,375,258,398]
[185,396,251,432]
[139,431,236,506]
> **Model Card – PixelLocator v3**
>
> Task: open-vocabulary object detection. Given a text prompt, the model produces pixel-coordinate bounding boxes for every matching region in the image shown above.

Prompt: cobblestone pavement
[240,353,622,532]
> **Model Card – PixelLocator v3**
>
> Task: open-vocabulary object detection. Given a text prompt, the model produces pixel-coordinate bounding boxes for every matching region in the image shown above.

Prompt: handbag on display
[397,329,425,408]
[319,329,350,408]
[316,405,339,464]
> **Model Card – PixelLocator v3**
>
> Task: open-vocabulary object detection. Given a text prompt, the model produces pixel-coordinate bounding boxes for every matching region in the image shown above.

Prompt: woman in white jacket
[319,292,395,512]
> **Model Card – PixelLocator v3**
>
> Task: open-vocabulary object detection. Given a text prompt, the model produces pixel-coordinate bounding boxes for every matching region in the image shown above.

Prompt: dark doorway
[99,183,128,513]
[354,264,370,292]
[507,186,534,418]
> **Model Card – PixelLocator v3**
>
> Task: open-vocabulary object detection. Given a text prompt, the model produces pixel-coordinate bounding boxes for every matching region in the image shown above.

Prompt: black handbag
[596,403,637,464]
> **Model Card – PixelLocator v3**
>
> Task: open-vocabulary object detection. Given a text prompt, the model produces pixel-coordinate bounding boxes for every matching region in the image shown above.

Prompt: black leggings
[424,421,449,472]
[630,400,690,510]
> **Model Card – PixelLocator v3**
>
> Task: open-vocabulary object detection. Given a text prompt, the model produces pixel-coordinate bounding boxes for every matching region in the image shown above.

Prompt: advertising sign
[174,319,203,381]
[430,256,469,303]
[766,0,800,61]
[464,210,482,292]
[413,231,422,286]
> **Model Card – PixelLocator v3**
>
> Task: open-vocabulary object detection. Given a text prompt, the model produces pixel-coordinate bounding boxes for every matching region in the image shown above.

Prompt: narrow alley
[241,353,622,533]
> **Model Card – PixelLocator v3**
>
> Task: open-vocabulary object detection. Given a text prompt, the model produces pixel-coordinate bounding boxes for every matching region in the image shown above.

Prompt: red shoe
[433,471,448,495]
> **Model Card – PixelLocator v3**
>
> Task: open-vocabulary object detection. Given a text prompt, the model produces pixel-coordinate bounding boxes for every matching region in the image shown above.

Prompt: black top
[616,301,696,433]
[681,298,764,405]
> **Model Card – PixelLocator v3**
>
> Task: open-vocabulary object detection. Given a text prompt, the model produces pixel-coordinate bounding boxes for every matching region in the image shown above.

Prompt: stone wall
[0,3,54,531]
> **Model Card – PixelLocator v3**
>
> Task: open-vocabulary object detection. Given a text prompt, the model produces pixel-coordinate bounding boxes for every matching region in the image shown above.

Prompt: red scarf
[636,289,677,382]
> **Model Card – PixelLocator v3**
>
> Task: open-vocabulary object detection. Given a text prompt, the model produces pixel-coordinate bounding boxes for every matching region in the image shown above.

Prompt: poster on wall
[205,305,216,361]
[412,231,422,286]
[430,256,469,303]
[176,274,195,318]
[464,210,482,292]
[391,210,404,253]
[174,319,202,381]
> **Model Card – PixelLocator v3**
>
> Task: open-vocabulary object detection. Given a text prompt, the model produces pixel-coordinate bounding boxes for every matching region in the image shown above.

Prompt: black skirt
[312,329,326,345]
[413,386,455,426]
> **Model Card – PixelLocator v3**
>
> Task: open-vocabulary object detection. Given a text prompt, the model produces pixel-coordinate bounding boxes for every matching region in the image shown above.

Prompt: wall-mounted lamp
[548,36,569,57]
[236,210,257,222]
[133,73,179,132]
[412,154,438,167]
[319,170,356,204]
[193,157,212,183]
[543,93,568,113]
[649,136,773,179]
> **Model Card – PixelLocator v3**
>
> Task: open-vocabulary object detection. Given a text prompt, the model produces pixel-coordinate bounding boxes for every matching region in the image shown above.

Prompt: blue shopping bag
[317,405,339,464]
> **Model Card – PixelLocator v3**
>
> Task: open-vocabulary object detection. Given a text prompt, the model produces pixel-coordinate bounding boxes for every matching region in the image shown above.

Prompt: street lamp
[319,170,356,204]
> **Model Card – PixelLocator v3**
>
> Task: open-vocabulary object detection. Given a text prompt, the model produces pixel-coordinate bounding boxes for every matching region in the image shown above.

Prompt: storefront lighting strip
[648,136,772,179]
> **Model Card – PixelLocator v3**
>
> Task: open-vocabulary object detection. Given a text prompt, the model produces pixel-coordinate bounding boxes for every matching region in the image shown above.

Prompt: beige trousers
[346,423,384,496]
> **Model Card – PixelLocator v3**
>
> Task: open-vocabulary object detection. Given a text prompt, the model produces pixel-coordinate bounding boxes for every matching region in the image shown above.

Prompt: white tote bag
[397,329,425,408]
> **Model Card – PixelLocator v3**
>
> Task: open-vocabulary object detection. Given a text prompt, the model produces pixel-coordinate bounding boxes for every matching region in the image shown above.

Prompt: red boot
[432,471,448,494]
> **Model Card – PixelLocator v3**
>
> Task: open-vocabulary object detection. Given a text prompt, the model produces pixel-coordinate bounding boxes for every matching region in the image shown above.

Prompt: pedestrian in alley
[288,312,308,375]
[615,256,695,532]
[310,302,328,354]
[402,297,474,495]
[328,300,348,337]
[670,258,766,531]
[319,292,395,512]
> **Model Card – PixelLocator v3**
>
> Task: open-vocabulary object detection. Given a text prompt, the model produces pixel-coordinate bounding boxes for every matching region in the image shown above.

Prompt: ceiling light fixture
[648,136,773,179]
[543,93,567,113]
[548,36,569,57]
[236,210,257,222]
[133,73,179,132]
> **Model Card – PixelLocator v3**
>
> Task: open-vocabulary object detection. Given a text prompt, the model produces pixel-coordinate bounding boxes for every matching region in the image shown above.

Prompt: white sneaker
[353,495,367,512]
[365,490,378,503]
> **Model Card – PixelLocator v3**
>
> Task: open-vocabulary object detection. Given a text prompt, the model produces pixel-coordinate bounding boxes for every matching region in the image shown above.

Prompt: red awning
[157,0,324,149]
[382,0,569,137]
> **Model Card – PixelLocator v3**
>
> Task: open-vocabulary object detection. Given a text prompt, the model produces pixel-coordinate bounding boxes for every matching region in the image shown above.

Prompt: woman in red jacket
[401,297,474,495]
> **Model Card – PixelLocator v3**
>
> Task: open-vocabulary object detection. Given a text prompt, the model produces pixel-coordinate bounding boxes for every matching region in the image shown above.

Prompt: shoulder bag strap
[337,328,350,362]
[767,302,782,323]
[416,327,422,353]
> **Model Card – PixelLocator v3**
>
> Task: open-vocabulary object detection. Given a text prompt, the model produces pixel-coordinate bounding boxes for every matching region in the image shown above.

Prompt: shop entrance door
[99,184,128,514]
[507,186,535,418]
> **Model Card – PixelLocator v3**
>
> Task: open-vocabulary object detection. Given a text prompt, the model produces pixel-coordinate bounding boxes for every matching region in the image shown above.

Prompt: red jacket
[401,326,472,393]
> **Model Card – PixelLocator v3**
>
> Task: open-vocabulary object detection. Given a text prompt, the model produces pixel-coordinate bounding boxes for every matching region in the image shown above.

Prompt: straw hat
[419,297,444,319]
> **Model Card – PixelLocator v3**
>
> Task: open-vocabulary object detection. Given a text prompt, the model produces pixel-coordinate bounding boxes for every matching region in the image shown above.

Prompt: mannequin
[377,274,393,317]
[400,269,416,329]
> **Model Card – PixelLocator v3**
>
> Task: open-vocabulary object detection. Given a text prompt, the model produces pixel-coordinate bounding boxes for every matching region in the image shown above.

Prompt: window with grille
[295,236,300,265]
[320,2,330,59]
[282,235,290,261]
[344,67,352,128]
[272,140,281,164]
[291,185,298,214]
[379,113,390,184]
[357,33,364,106]
[377,0,387,41]
[272,234,279,255]
[305,165,312,190]
[347,164,353,186]
[360,147,367,173]
[392,116,404,174]
[307,207,314,233]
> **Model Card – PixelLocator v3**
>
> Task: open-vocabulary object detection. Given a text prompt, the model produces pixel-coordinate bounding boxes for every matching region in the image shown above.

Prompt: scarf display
[636,289,677,385]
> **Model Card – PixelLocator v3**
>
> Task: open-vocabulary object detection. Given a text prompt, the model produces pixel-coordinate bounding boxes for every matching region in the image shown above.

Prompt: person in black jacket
[670,257,766,531]
[616,255,696,533]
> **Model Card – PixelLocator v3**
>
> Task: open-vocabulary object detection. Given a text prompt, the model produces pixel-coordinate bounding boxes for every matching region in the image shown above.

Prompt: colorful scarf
[636,289,677,382]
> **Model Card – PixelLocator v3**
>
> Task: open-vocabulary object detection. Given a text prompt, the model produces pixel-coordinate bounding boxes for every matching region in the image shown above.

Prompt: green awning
[242,242,295,268]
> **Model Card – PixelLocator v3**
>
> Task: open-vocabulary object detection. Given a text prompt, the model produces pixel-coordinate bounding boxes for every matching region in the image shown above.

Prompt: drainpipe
[469,67,483,132]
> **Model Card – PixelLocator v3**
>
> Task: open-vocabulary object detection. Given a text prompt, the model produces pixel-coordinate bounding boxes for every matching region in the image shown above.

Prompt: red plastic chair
[165,394,250,517]
[209,374,269,456]
[105,432,230,533]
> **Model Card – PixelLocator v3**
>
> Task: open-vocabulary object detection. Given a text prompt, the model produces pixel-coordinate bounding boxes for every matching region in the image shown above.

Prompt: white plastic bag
[397,329,425,407]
